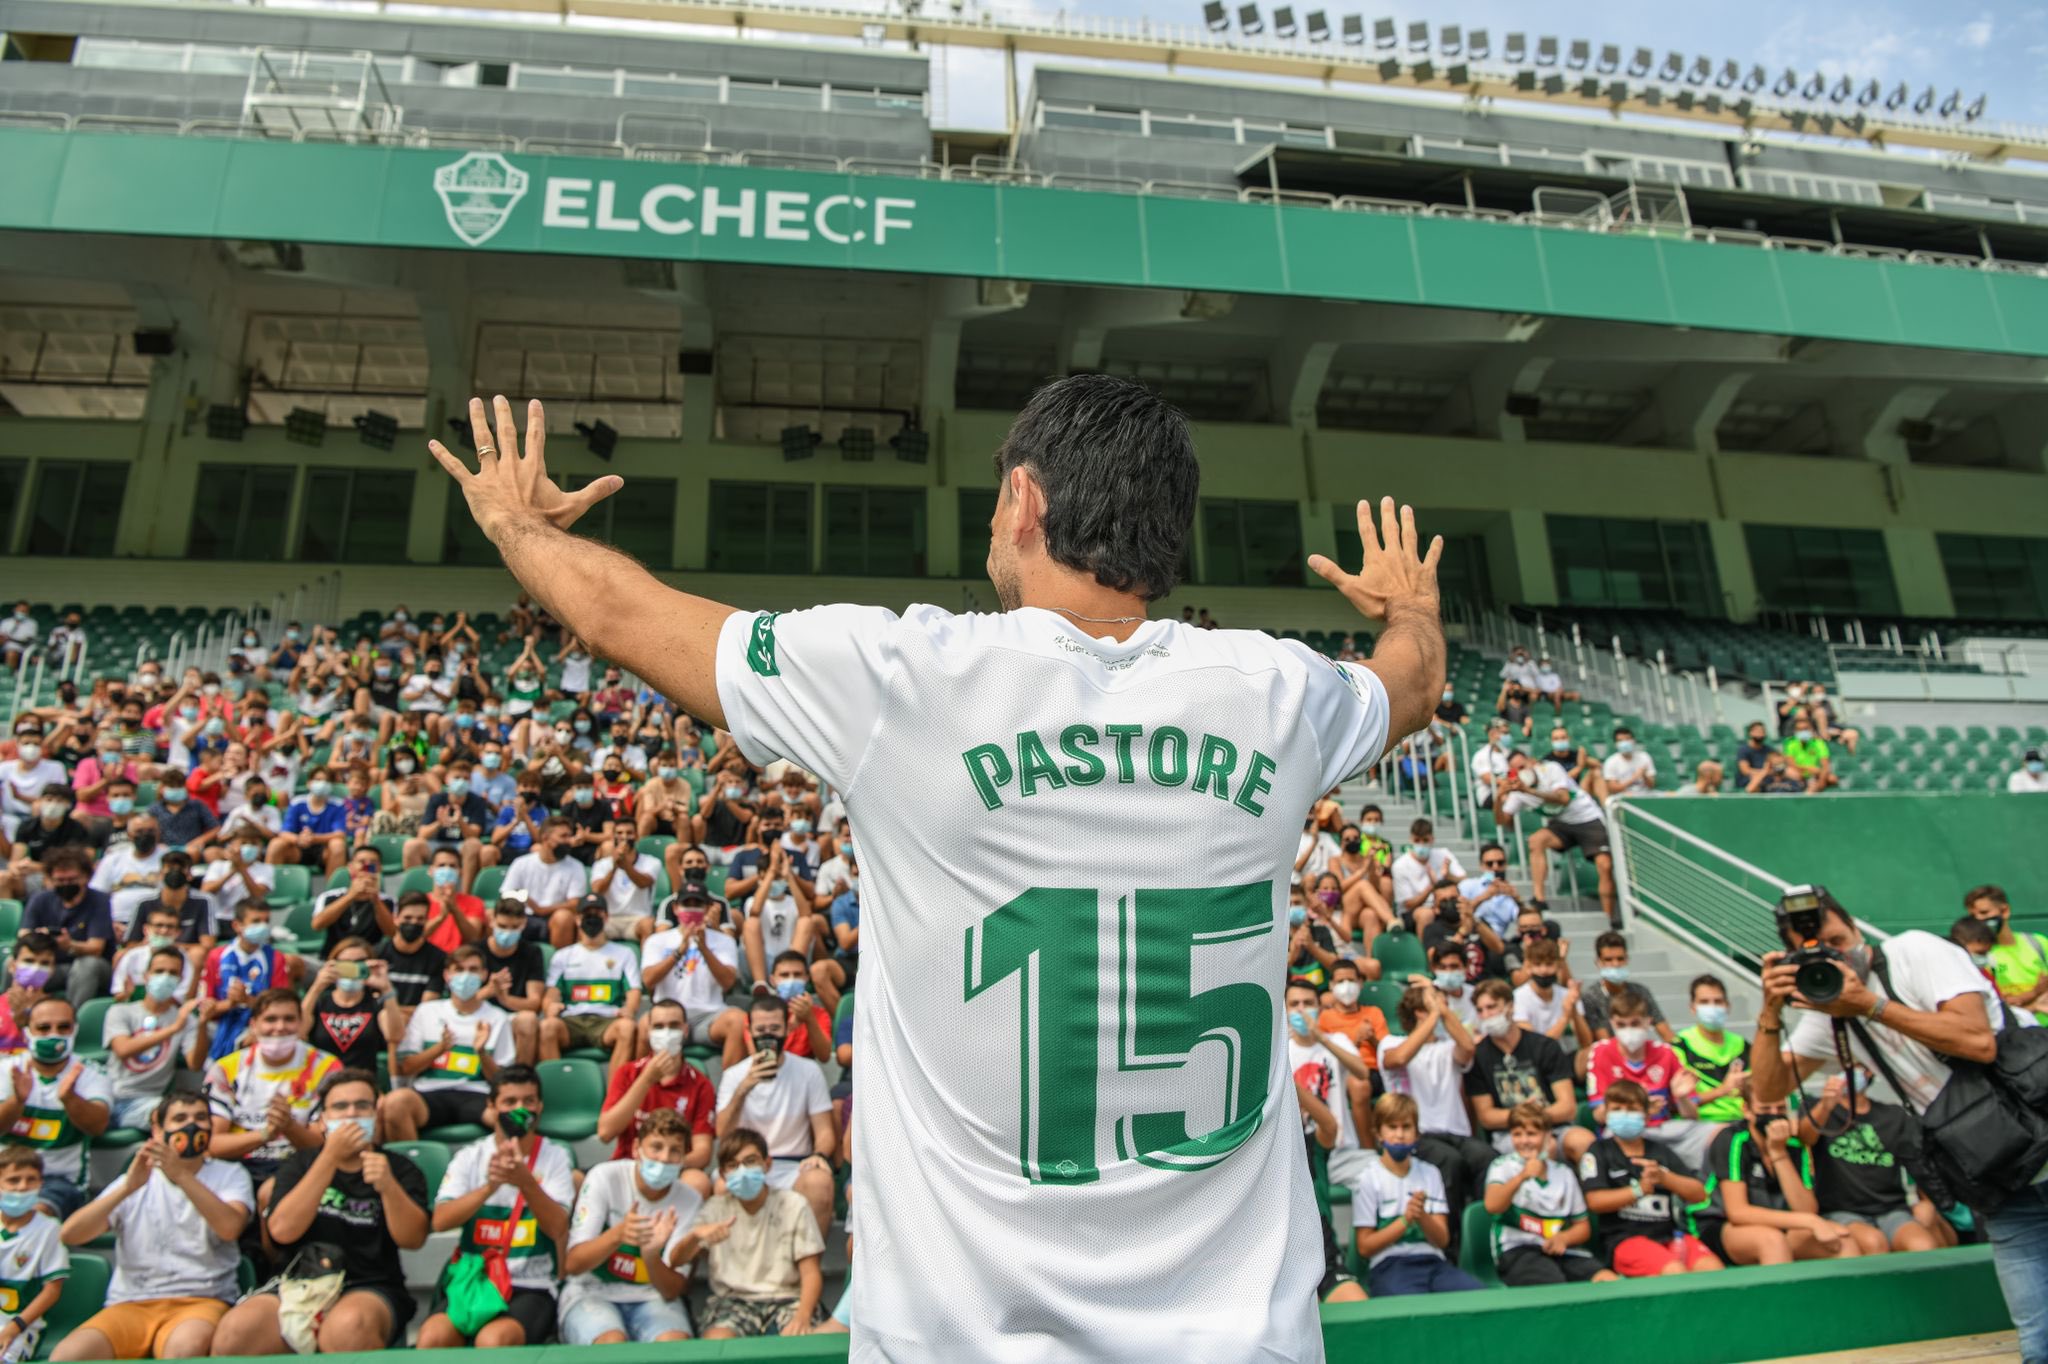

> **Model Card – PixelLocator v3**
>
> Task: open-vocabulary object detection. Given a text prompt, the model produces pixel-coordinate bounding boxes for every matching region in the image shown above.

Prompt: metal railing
[1471,607,1742,732]
[6,114,2048,281]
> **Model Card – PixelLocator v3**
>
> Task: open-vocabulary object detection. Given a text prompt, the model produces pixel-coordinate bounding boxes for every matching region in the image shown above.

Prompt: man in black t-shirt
[1577,1079,1719,1276]
[124,850,213,946]
[312,847,394,950]
[480,897,545,1064]
[1801,1074,1954,1254]
[1422,887,1507,984]
[1463,980,1575,1153]
[211,1070,428,1352]
[375,893,446,1048]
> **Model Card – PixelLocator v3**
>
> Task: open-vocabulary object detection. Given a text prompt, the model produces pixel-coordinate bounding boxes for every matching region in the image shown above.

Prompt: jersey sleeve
[437,1141,482,1205]
[1289,644,1393,792]
[714,605,902,793]
[567,1167,615,1250]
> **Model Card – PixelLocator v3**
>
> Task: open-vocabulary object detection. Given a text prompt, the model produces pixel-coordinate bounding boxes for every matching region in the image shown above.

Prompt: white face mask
[1614,1025,1652,1051]
[1331,981,1361,1006]
[1476,1013,1511,1038]
[649,1027,684,1055]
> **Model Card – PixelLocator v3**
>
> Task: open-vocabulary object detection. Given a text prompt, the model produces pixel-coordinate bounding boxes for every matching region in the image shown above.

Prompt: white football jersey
[716,604,1394,1364]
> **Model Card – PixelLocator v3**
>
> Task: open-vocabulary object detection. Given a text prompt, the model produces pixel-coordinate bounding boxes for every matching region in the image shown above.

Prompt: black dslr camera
[1777,884,1847,1005]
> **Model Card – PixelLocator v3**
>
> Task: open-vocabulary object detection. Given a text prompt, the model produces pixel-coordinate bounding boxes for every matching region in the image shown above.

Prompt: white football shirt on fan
[715,603,1396,1364]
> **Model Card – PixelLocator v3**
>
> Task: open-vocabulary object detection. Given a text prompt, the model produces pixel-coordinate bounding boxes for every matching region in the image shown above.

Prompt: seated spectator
[104,945,201,1129]
[270,769,349,875]
[2011,748,2048,794]
[382,947,517,1141]
[2,721,66,839]
[1422,889,1506,988]
[73,737,140,840]
[641,883,748,1068]
[198,836,270,936]
[302,939,392,1075]
[211,1069,429,1354]
[1746,750,1812,795]
[1389,819,1466,931]
[1455,842,1522,942]
[491,780,549,870]
[1963,883,2048,1023]
[694,773,756,867]
[92,816,167,946]
[559,1109,701,1345]
[1316,959,1388,1084]
[503,818,588,945]
[421,847,486,953]
[0,784,92,902]
[1504,904,1574,990]
[0,998,111,1217]
[0,603,38,673]
[311,847,394,950]
[1577,932,1674,1044]
[597,1000,716,1193]
[1673,974,1750,1129]
[479,898,544,1064]
[1800,1072,1956,1255]
[1803,684,1859,755]
[148,782,217,860]
[1953,914,1999,984]
[741,841,811,987]
[1343,1093,1479,1297]
[1422,940,1478,1025]
[714,996,836,1240]
[417,1067,575,1349]
[1780,712,1837,790]
[53,1092,252,1362]
[405,761,490,891]
[1577,1079,1721,1278]
[1734,722,1776,787]
[1544,726,1604,802]
[1465,980,1575,1155]
[1570,984,1700,1167]
[542,898,640,1066]
[670,1128,825,1339]
[198,988,335,1183]
[376,892,447,1031]
[1695,1081,1860,1267]
[1284,979,1369,1185]
[1497,750,1616,923]
[1531,654,1575,710]
[1689,760,1725,795]
[590,823,662,944]
[0,935,57,1054]
[1482,1101,1616,1286]
[1510,940,1586,1052]
[767,951,833,1063]
[638,763,698,847]
[1286,879,1344,991]
[1434,683,1467,728]
[1376,983,1491,1220]
[197,904,299,1062]
[0,1148,68,1359]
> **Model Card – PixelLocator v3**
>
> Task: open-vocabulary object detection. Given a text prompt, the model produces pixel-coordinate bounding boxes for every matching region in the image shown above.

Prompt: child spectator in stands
[1801,1071,1956,1255]
[105,945,202,1128]
[1578,932,1674,1044]
[53,1092,251,1362]
[0,998,110,1217]
[417,1067,575,1349]
[212,1069,429,1354]
[1377,983,1492,1221]
[1317,959,1387,1091]
[480,897,545,1064]
[198,989,336,1185]
[1483,1101,1615,1286]
[0,935,57,1056]
[1345,1092,1480,1297]
[1423,940,1479,1024]
[1285,978,1371,1176]
[716,996,837,1240]
[543,897,641,1066]
[1466,980,1575,1156]
[1577,1079,1721,1277]
[1673,975,1750,1130]
[301,939,392,1075]
[1962,884,2048,1023]
[0,1148,67,1359]
[672,1127,825,1338]
[381,947,517,1141]
[1510,940,1586,1053]
[559,1108,700,1344]
[198,903,299,1062]
[597,1000,717,1193]
[1695,1079,1861,1267]
[639,882,749,1068]
[1569,983,1700,1167]
[200,833,272,936]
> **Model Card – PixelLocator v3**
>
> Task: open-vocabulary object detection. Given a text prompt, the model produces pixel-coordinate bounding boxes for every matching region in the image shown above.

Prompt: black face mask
[165,1121,211,1159]
[752,1029,786,1055]
[396,921,425,943]
[162,869,189,891]
[1341,837,1361,853]
[1530,972,1558,986]
[132,833,159,854]
[1983,915,2007,937]
[53,882,84,902]
[580,912,607,940]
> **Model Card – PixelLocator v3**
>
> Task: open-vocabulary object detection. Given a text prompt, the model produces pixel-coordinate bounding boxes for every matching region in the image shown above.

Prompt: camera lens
[1795,957,1843,1004]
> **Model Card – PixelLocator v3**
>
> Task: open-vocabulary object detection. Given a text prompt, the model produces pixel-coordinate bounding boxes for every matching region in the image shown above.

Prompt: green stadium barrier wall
[1648,793,2048,938]
[7,129,2048,356]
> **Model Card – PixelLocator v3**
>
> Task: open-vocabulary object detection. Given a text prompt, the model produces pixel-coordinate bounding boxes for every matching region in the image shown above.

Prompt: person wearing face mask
[1733,722,1777,790]
[541,898,641,1067]
[1673,974,1752,1129]
[1283,878,1342,990]
[1284,977,1370,1172]
[302,939,392,1075]
[1544,725,1605,803]
[492,780,550,868]
[0,937,57,1057]
[503,817,590,945]
[1316,959,1389,1077]
[1464,980,1576,1157]
[767,951,834,1062]
[639,885,749,1069]
[55,1090,254,1362]
[592,720,646,780]
[0,785,91,903]
[561,776,613,867]
[68,731,137,836]
[196,989,337,1182]
[311,847,396,950]
[590,823,661,944]
[197,904,301,1064]
[375,893,449,1036]
[1576,931,1674,1047]
[0,1146,67,1362]
[381,948,518,1141]
[636,751,698,848]
[1343,1092,1479,1297]
[693,770,755,867]
[671,1127,826,1339]
[1577,1079,1721,1279]
[1497,748,1619,926]
[714,997,837,1240]
[1694,1082,1860,1269]
[741,840,811,989]
[2012,747,2048,794]
[122,854,213,960]
[1433,680,1468,728]
[1509,939,1587,1057]
[102,946,205,1130]
[558,637,595,701]
[267,765,347,876]
[596,1000,718,1179]
[1963,883,2048,1023]
[0,602,37,674]
[399,653,454,736]
[418,846,487,953]
[23,849,115,1009]
[592,757,639,823]
[1780,707,1837,790]
[405,763,491,898]
[1,727,65,839]
[1569,984,1701,1170]
[477,898,546,1064]
[1467,717,1515,816]
[198,831,273,935]
[559,1108,702,1344]
[1600,725,1657,798]
[1376,982,1492,1225]
[1388,818,1466,930]
[0,997,112,1217]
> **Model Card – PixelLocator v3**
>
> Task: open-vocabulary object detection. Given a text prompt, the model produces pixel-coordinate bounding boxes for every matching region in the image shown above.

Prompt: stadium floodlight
[1576,76,1600,99]
[1641,84,1662,107]
[284,407,326,448]
[1306,11,1329,41]
[1340,15,1363,43]
[1447,63,1470,85]
[891,425,930,464]
[1406,20,1427,49]
[1813,112,1834,134]
[354,410,398,451]
[1236,3,1262,32]
[780,425,821,462]
[205,404,246,441]
[1800,72,1825,100]
[1535,35,1558,65]
[1772,69,1796,97]
[1733,97,1755,120]
[1857,79,1880,106]
[839,426,876,461]
[1202,1,1228,29]
[1658,51,1682,80]
[574,420,617,460]
[1627,47,1651,76]
[1372,17,1395,47]
[1595,44,1619,73]
[1687,56,1711,84]
[1703,93,1723,114]
[1377,57,1401,79]
[1503,392,1542,418]
[1742,64,1766,92]
[1716,59,1739,87]
[1439,23,1460,53]
[1465,28,1488,57]
[1513,70,1537,91]
[1273,6,1296,36]
[1914,85,1935,114]
[1842,113,1865,134]
[1540,73,1565,95]
[1965,94,1987,122]
[1410,59,1434,81]
[1503,32,1526,62]
[1829,75,1852,103]
[1940,89,1961,118]
[1566,39,1588,69]
[1673,89,1695,111]
[1885,82,1908,110]
[1787,110,1808,131]
[1605,79,1628,103]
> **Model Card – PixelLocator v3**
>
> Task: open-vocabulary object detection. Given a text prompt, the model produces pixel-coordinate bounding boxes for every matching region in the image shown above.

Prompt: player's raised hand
[1308,497,1442,623]
[429,396,622,543]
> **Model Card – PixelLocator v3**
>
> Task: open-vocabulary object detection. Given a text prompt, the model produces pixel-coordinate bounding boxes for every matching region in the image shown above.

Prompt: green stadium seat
[0,901,20,943]
[370,835,409,868]
[1369,933,1428,981]
[94,1126,146,1152]
[1458,1202,1503,1288]
[535,1057,607,1141]
[833,989,856,1028]
[473,866,507,903]
[74,997,114,1059]
[637,834,676,861]
[325,866,352,892]
[421,1121,490,1146]
[281,901,325,957]
[396,867,435,898]
[1357,980,1407,1027]
[266,865,312,909]
[385,1139,452,1204]
[33,1251,110,1359]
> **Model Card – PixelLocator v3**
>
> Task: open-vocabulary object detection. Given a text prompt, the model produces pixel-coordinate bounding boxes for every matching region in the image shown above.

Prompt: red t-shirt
[425,892,487,954]
[185,766,224,816]
[1586,1036,1683,1123]
[782,1002,834,1059]
[603,1055,718,1160]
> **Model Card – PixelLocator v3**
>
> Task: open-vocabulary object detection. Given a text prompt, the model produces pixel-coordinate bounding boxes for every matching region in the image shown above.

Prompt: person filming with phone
[1751,885,2048,1361]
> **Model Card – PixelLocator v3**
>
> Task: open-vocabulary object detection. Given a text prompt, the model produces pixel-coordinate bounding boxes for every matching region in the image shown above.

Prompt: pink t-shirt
[1586,1036,1683,1124]
[71,755,140,817]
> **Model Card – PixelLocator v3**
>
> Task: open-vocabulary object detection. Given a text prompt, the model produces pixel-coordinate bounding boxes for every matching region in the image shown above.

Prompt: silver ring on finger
[477,444,497,457]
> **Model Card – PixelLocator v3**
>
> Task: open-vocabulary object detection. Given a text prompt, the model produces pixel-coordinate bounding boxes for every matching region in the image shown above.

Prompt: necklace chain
[1049,605,1144,625]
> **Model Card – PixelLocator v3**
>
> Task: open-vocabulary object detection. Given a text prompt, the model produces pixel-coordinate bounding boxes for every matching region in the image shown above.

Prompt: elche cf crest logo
[433,152,529,247]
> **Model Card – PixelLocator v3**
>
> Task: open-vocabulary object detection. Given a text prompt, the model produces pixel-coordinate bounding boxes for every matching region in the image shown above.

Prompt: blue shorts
[558,1295,694,1344]
[1366,1253,1485,1297]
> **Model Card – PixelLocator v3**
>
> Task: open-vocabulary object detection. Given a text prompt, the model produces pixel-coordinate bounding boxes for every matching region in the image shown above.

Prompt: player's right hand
[1307,497,1443,623]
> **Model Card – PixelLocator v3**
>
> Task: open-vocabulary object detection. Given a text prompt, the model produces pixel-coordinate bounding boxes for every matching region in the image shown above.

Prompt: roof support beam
[1427,353,1553,440]
[1611,369,1754,452]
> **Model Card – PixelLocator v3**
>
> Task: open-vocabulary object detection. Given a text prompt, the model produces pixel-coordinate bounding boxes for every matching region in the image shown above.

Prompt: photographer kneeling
[1752,887,2044,1362]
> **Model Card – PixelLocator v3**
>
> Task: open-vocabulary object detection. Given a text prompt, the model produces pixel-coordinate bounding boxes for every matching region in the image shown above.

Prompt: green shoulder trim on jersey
[746,613,780,678]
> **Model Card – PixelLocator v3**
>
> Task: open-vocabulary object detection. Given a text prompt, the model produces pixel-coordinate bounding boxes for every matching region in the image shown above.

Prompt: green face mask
[30,1035,71,1065]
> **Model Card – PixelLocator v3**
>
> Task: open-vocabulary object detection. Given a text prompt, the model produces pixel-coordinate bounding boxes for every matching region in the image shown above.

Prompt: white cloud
[1962,13,1994,48]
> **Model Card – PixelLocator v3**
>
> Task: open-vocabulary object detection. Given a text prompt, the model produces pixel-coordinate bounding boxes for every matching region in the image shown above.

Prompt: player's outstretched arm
[1308,496,1445,742]
[431,396,736,728]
